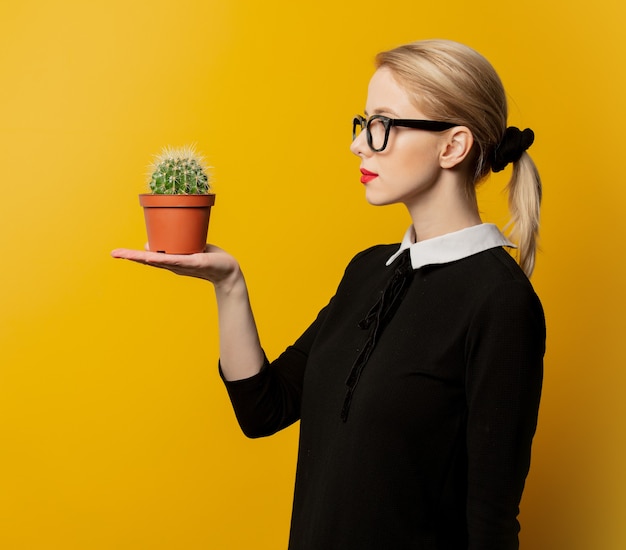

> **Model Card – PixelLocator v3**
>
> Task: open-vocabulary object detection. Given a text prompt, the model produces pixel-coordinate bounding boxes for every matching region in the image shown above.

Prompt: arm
[111,245,264,381]
[465,280,545,550]
[220,300,331,438]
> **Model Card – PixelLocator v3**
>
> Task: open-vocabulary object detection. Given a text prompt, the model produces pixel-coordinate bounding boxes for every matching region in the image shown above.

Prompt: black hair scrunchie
[492,127,535,173]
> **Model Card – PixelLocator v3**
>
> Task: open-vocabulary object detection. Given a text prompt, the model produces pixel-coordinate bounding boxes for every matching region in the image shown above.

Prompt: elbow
[234,410,298,439]
[239,424,275,439]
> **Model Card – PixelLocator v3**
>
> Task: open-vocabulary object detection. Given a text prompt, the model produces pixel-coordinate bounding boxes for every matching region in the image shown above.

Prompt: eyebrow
[364,107,401,117]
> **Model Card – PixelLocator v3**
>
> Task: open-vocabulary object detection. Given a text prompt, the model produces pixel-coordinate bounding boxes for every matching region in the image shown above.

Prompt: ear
[439,126,474,169]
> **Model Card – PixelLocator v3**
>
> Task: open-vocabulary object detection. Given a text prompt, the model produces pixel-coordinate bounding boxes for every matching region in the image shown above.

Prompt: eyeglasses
[352,114,458,152]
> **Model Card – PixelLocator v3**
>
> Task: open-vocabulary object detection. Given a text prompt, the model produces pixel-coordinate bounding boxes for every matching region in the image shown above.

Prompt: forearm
[111,245,266,380]
[214,267,265,381]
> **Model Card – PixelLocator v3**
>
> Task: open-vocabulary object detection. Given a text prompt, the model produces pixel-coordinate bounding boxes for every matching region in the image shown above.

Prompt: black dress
[222,236,545,550]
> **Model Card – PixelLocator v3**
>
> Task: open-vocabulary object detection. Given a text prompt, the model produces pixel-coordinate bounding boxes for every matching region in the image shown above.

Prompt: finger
[111,248,150,261]
[110,249,174,268]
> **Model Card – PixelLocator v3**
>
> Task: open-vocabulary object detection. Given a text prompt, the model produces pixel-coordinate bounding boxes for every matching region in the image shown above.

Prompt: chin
[364,188,397,207]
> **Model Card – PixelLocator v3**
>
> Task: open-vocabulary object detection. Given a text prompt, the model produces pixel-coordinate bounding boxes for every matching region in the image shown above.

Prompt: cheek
[390,132,440,165]
[390,146,440,183]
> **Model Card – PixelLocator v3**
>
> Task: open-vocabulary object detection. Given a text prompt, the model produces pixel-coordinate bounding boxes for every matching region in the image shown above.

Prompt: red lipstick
[360,168,378,184]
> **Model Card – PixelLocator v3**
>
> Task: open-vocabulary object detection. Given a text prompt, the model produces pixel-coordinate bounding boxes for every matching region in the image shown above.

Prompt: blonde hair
[376,39,542,277]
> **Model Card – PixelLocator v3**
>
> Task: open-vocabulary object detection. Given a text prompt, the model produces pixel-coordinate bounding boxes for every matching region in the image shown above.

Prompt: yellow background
[1,0,624,548]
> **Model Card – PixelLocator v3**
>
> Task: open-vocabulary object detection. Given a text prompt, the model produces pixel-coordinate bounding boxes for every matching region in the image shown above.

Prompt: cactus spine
[148,145,211,194]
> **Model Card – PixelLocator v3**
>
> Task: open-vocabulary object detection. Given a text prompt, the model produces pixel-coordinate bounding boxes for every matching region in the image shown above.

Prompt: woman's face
[350,67,449,209]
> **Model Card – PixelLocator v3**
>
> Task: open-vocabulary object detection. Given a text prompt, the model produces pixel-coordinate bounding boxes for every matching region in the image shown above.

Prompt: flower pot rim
[139,192,215,196]
[139,193,215,208]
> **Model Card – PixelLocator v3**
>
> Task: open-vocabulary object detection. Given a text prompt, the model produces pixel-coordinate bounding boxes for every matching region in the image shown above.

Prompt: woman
[113,39,545,550]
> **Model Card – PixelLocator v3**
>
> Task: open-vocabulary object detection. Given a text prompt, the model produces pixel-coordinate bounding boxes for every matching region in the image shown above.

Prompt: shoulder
[459,249,545,344]
[442,247,540,302]
[422,247,544,333]
[345,244,399,271]
[454,246,530,283]
[331,243,400,295]
[473,248,542,309]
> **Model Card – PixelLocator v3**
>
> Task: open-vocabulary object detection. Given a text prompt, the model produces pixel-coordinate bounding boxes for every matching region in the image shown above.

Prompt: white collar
[386,223,515,269]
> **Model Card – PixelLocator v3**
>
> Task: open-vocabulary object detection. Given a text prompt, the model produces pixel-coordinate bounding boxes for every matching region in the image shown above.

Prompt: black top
[221,244,545,550]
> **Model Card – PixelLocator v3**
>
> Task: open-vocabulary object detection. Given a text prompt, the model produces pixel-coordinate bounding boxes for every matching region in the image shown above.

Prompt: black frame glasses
[352,114,458,152]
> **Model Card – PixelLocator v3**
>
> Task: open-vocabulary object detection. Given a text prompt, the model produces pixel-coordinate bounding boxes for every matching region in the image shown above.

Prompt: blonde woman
[113,39,545,550]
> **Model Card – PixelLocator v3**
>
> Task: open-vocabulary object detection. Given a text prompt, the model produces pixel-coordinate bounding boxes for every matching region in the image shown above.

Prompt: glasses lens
[367,117,388,151]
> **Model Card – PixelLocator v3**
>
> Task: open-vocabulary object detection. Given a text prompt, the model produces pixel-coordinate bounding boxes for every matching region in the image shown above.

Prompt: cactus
[148,144,211,194]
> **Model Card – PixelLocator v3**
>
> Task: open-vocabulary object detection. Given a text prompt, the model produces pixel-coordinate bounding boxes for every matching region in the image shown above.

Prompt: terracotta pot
[139,194,216,254]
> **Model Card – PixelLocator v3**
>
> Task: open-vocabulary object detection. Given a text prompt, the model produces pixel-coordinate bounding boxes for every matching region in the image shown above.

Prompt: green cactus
[148,145,211,194]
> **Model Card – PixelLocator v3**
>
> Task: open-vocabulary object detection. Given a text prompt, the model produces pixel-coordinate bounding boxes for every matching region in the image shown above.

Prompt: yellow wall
[1,0,624,548]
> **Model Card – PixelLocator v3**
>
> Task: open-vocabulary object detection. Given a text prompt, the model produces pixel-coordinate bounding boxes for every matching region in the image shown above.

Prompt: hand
[111,244,241,287]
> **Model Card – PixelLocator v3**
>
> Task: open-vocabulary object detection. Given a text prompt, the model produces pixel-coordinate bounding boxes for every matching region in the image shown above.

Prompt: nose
[350,130,371,157]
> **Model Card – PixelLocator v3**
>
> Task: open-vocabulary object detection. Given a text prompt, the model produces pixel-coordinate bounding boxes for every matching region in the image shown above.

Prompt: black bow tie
[341,250,414,422]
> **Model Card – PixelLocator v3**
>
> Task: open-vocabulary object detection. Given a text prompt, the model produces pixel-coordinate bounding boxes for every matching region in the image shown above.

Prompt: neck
[406,178,482,242]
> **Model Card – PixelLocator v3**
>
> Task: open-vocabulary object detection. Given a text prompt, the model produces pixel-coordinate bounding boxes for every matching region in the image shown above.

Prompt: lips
[360,168,378,184]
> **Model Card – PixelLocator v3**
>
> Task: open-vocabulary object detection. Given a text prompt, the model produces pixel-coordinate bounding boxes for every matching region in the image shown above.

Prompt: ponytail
[505,152,542,277]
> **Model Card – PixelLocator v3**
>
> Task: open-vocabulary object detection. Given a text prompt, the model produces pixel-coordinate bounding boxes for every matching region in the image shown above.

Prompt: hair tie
[492,127,535,172]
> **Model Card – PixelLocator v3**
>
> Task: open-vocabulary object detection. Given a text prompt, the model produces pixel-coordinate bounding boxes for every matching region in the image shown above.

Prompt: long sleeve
[465,279,545,549]
[219,301,331,438]
[218,248,375,439]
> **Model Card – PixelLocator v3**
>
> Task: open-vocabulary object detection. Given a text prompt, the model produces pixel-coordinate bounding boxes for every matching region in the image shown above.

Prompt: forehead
[366,67,424,117]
